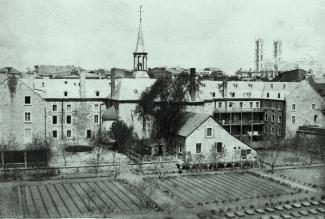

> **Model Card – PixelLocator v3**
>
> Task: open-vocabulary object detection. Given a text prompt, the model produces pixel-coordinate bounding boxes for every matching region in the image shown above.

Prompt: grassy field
[0,183,20,217]
[151,172,299,208]
[276,166,325,188]
[19,178,154,217]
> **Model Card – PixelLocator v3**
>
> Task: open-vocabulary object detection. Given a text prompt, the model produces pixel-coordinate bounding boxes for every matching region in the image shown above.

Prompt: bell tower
[133,5,147,71]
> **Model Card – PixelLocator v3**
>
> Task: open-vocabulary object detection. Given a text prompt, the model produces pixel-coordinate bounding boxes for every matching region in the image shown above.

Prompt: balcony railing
[214,107,266,113]
[219,120,265,125]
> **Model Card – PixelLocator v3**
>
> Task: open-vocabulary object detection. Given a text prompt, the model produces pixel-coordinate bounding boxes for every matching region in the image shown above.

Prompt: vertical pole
[44,107,47,139]
[1,152,4,169]
[250,111,253,142]
[240,111,243,140]
[24,151,27,168]
[61,101,64,140]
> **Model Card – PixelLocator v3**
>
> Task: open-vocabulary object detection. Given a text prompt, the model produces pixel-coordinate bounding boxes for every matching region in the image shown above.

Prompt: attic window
[230,92,235,97]
[134,89,138,94]
[212,92,216,97]
[64,81,68,84]
[42,82,45,87]
[283,84,286,89]
[233,84,238,87]
[266,92,269,98]
[270,84,273,88]
[95,91,100,96]
[25,96,31,105]
[64,91,68,97]
[248,84,253,88]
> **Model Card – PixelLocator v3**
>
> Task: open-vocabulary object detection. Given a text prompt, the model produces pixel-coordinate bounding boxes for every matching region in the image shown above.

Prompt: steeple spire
[134,5,146,53]
[133,5,148,71]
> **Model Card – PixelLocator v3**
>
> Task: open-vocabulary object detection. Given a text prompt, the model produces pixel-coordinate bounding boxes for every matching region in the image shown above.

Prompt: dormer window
[42,82,45,87]
[278,93,280,98]
[64,81,68,84]
[212,92,216,97]
[248,84,253,88]
[134,89,138,94]
[230,92,235,97]
[233,84,238,88]
[266,92,269,98]
[95,91,100,97]
[64,91,68,97]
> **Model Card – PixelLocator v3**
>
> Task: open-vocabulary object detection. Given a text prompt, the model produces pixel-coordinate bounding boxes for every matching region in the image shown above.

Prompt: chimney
[111,68,116,99]
[189,68,196,101]
[79,70,86,98]
[34,65,39,75]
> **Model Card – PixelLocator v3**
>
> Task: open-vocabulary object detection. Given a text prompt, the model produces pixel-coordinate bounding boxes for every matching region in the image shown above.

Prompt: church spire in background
[133,5,147,71]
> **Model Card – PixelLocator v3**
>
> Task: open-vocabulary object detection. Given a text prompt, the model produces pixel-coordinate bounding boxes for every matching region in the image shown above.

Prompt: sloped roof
[112,78,156,100]
[176,112,211,137]
[102,106,118,121]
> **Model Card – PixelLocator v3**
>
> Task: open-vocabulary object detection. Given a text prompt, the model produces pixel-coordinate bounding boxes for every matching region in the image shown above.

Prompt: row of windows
[52,115,99,124]
[24,113,99,124]
[264,126,282,136]
[52,104,100,112]
[265,114,282,123]
[291,103,316,111]
[262,102,282,110]
[266,92,281,99]
[217,102,260,108]
[52,129,92,139]
[231,83,285,89]
[63,91,101,97]
[291,115,318,124]
[195,142,223,154]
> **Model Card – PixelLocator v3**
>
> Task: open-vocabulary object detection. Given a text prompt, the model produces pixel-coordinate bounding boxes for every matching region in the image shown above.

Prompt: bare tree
[261,136,283,174]
[88,131,110,173]
[56,137,71,166]
[294,134,322,166]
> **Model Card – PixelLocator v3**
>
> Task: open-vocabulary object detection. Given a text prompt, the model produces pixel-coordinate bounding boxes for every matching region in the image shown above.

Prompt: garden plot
[20,178,154,218]
[152,173,300,207]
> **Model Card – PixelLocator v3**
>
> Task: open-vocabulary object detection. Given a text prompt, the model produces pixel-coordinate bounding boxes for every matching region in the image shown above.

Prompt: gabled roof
[176,112,211,137]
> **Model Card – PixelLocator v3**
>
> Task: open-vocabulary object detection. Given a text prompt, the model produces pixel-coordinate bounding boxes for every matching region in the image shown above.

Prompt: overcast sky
[0,0,324,73]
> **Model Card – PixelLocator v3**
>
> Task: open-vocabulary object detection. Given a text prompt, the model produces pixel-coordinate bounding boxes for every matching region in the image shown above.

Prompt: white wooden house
[173,112,258,166]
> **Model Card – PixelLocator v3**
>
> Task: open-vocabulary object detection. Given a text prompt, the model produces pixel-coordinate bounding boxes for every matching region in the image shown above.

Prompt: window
[66,115,71,124]
[265,114,268,121]
[218,102,222,108]
[212,92,215,97]
[278,128,281,136]
[42,82,45,87]
[24,128,32,143]
[53,104,57,111]
[52,116,57,124]
[272,102,275,109]
[312,104,316,110]
[278,103,282,110]
[67,104,71,111]
[94,115,99,123]
[292,116,296,124]
[64,81,68,84]
[95,91,100,96]
[278,93,280,98]
[230,92,235,97]
[248,84,253,88]
[314,115,318,123]
[283,84,286,89]
[25,96,31,105]
[52,130,57,138]
[67,130,72,138]
[271,114,275,122]
[24,112,31,122]
[64,91,68,97]
[256,102,259,108]
[206,128,213,137]
[292,104,296,110]
[278,115,282,123]
[233,84,238,87]
[196,143,202,154]
[229,102,232,107]
[249,102,253,108]
[264,126,268,133]
[270,84,273,88]
[240,102,243,108]
[94,104,99,111]
[266,92,269,98]
[271,126,274,135]
[216,142,223,152]
[86,130,92,138]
